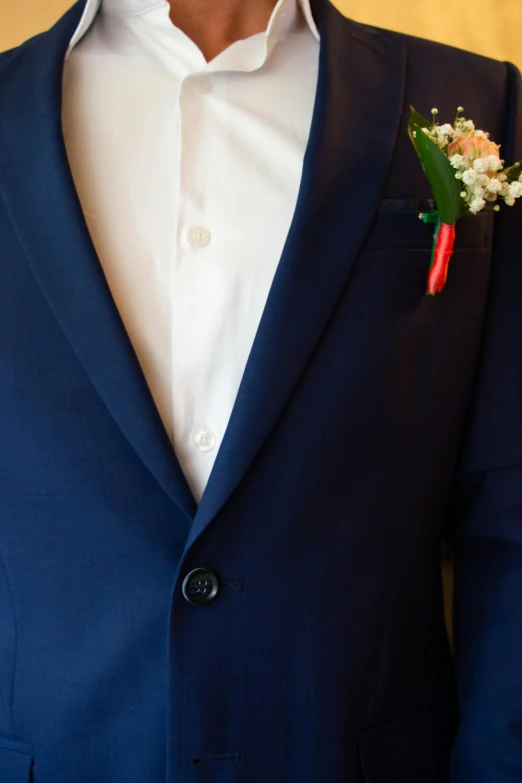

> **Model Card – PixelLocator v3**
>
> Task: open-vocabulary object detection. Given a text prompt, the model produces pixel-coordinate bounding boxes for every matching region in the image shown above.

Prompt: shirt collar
[64,0,320,62]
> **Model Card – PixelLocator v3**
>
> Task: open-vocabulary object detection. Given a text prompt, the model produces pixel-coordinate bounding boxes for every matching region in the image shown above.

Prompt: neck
[167,0,280,62]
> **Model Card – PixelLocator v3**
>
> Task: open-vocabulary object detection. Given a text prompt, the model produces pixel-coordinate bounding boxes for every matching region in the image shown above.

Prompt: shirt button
[188,226,211,247]
[194,430,216,452]
[193,75,212,93]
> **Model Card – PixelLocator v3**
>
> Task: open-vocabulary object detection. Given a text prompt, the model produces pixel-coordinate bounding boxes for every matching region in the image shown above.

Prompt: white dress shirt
[62,0,320,504]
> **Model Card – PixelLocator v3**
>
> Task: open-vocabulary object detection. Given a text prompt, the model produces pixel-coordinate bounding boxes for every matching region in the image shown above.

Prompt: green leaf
[502,162,521,183]
[410,123,464,224]
[408,106,433,148]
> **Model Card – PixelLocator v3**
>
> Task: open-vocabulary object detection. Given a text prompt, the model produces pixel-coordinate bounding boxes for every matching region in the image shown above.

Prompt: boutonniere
[408,106,522,295]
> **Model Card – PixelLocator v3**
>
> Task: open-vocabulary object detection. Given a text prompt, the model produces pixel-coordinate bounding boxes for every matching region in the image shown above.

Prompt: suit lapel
[0,0,198,523]
[184,0,407,553]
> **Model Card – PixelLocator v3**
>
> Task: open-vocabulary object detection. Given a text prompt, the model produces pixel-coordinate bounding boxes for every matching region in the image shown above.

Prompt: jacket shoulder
[0,30,47,94]
[355,20,510,85]
[0,28,46,67]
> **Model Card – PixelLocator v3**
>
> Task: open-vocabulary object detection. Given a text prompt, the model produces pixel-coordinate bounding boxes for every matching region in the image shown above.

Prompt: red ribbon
[426,222,456,295]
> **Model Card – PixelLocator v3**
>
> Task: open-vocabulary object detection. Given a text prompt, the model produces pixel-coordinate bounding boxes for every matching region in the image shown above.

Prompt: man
[0,0,520,780]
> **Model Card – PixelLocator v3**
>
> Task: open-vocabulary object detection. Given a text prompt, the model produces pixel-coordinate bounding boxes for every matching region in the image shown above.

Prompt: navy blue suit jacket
[0,0,521,780]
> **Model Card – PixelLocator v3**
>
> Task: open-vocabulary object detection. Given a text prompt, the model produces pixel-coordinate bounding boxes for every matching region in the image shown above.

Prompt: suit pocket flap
[365,208,492,250]
[357,707,458,782]
[0,736,33,782]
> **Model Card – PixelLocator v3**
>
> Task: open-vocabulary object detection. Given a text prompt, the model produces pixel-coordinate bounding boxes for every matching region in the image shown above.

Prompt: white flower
[473,156,502,174]
[486,178,503,194]
[508,181,522,199]
[449,154,465,168]
[505,197,516,206]
[489,156,503,171]
[469,197,486,214]
[462,169,478,186]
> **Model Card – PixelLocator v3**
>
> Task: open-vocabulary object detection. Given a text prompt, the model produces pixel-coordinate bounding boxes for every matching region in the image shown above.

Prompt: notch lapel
[183,0,407,553]
[0,1,198,524]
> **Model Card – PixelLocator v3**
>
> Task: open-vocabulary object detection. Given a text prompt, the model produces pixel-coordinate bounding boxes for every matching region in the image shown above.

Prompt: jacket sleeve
[444,61,522,781]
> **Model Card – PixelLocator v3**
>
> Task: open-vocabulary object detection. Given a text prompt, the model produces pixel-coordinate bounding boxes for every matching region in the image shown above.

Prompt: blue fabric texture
[0,0,520,780]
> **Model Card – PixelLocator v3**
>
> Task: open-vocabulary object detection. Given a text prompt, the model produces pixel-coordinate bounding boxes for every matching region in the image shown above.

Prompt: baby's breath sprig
[419,107,521,214]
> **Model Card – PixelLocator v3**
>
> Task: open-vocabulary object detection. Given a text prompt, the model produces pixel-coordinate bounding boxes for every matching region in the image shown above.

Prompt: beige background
[2,0,519,639]
[1,0,522,69]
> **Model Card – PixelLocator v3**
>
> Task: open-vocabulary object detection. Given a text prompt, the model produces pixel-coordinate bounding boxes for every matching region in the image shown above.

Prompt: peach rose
[447,133,500,159]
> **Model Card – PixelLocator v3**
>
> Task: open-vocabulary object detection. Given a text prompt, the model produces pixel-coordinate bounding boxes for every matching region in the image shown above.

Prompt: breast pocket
[363,206,492,251]
[0,736,34,782]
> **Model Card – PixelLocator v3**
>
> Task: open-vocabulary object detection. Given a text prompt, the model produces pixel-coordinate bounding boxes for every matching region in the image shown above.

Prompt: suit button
[182,567,219,605]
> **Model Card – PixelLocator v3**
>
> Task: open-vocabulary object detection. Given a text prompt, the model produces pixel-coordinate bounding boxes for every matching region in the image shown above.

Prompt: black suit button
[182,567,219,605]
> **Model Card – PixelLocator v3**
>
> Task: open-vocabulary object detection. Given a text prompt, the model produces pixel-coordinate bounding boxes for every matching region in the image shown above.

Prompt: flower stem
[423,213,456,295]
